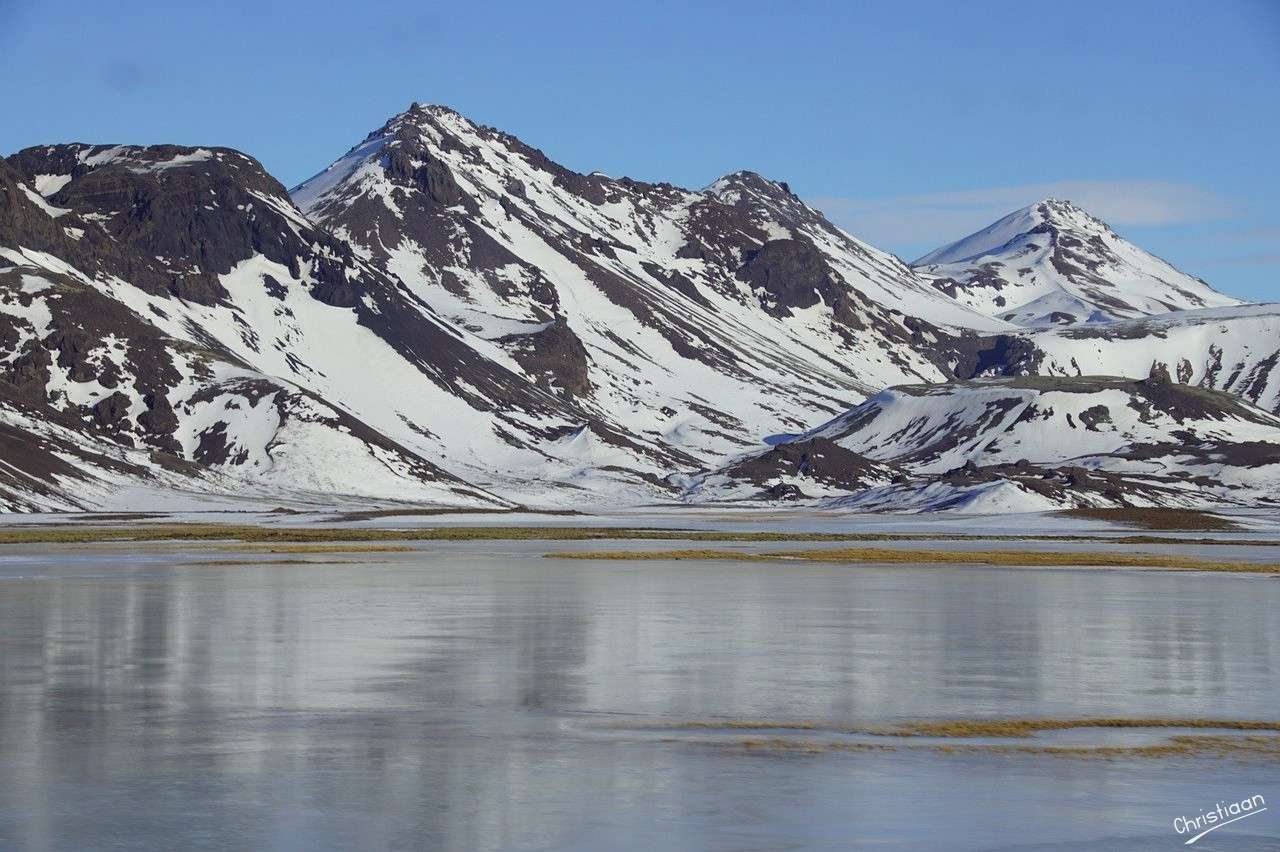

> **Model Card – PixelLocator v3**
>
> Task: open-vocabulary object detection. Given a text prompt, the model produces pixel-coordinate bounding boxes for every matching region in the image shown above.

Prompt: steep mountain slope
[292,104,1009,470]
[967,305,1280,415]
[687,375,1280,511]
[0,381,157,511]
[0,143,672,508]
[913,199,1241,326]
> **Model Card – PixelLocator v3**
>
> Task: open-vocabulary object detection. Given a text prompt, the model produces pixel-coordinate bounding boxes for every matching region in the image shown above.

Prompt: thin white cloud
[1212,225,1280,244]
[1191,252,1280,268]
[808,180,1240,255]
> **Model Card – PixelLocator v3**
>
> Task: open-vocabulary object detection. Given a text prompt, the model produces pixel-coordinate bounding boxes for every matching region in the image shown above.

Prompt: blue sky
[2,0,1277,299]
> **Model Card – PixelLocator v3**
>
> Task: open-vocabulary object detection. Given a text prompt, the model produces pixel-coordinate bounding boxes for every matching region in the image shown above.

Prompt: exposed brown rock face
[720,436,898,497]
[3,345,52,404]
[386,145,464,207]
[739,239,836,316]
[91,392,130,427]
[497,318,592,398]
[5,143,384,313]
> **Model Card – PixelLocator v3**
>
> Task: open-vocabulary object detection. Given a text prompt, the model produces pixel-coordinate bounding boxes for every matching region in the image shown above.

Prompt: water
[1,541,1278,850]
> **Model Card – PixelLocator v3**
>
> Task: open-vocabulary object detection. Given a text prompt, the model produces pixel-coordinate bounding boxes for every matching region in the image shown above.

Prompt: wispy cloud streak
[808,180,1239,253]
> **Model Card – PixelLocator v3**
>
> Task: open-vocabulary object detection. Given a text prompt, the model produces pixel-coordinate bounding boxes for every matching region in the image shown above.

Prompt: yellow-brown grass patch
[1060,507,1239,531]
[546,546,1280,574]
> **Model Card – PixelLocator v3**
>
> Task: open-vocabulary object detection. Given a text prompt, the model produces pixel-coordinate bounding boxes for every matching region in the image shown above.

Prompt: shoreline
[1,524,1277,575]
[0,523,1276,549]
[544,545,1280,574]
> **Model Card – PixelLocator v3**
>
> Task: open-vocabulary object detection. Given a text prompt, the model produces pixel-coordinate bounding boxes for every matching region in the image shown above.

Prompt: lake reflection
[1,543,1278,850]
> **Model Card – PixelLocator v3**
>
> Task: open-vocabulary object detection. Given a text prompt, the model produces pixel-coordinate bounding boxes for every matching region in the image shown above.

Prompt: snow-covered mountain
[0,142,669,509]
[688,374,1280,511]
[913,199,1242,326]
[291,104,1008,474]
[0,104,1274,513]
[968,304,1280,415]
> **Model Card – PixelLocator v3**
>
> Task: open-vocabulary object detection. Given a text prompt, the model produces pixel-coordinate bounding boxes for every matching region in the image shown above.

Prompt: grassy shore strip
[326,506,1241,532]
[0,523,1276,547]
[1059,507,1239,531]
[192,559,365,566]
[327,507,583,522]
[212,543,415,553]
[546,547,1280,573]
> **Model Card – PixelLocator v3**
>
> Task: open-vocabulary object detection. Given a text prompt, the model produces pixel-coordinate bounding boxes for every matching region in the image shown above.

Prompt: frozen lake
[1,540,1278,850]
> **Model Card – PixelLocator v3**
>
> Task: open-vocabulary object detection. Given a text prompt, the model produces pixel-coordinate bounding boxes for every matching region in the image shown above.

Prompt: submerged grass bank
[635,718,1280,759]
[882,718,1280,737]
[655,717,1280,737]
[720,734,1280,759]
[545,546,1280,573]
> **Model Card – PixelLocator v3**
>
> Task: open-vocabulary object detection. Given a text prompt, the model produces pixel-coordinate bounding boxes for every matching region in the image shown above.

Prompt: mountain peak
[1028,197,1111,233]
[701,170,821,234]
[914,198,1113,269]
[389,102,473,132]
[291,103,477,214]
[363,103,478,149]
[911,199,1241,326]
[1035,196,1075,216]
[405,101,458,116]
[705,170,795,201]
